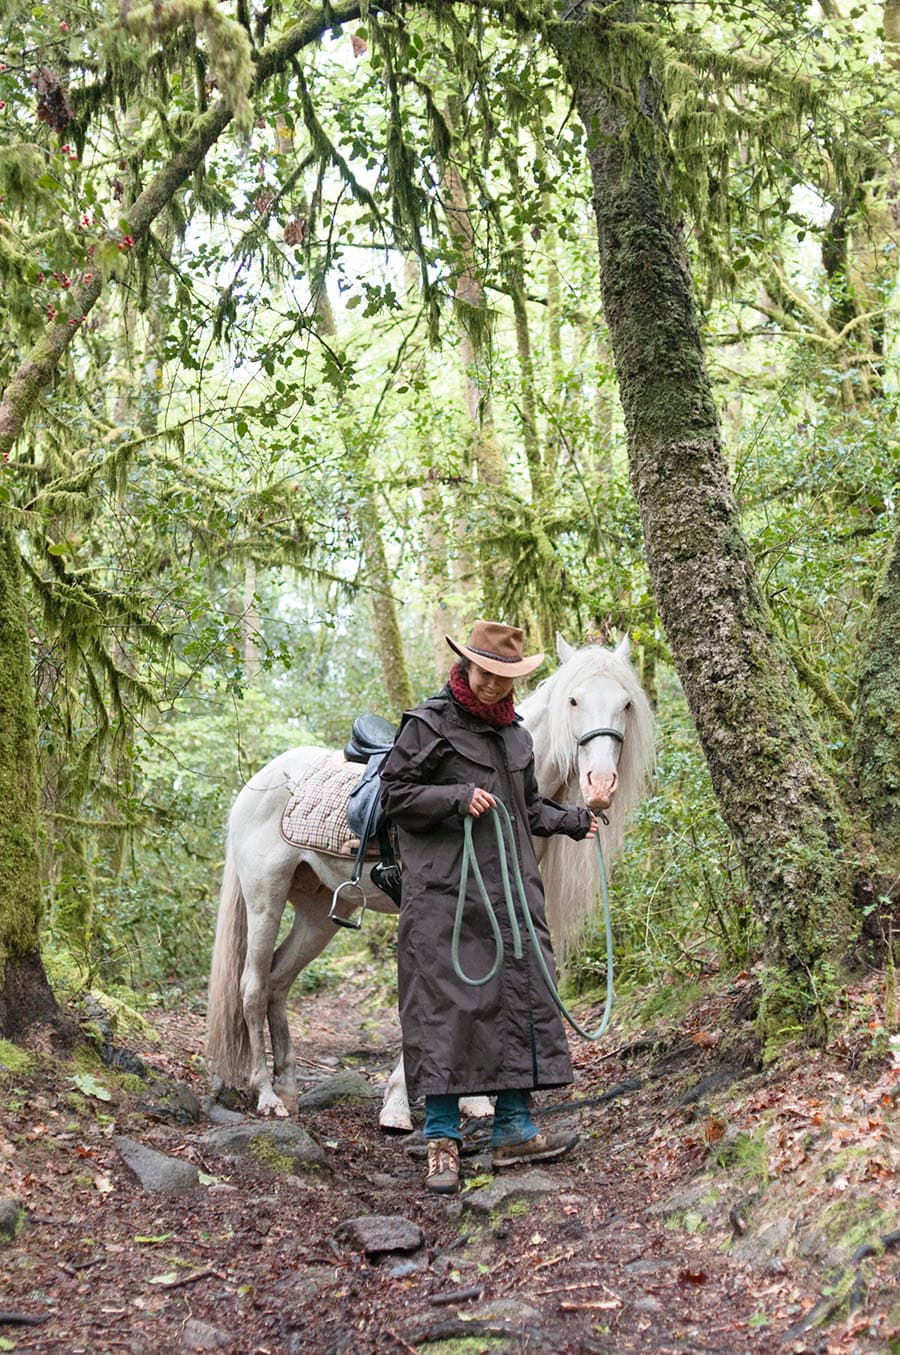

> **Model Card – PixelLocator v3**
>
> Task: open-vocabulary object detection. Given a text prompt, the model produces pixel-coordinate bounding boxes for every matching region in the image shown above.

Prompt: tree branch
[0,0,364,463]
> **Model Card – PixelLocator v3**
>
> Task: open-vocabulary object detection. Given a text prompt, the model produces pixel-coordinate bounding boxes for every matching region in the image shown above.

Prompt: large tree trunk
[0,527,67,1039]
[851,527,900,873]
[553,17,860,1032]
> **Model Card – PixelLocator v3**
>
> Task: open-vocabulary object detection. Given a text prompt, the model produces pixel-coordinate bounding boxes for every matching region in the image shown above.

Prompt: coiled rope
[450,797,614,1041]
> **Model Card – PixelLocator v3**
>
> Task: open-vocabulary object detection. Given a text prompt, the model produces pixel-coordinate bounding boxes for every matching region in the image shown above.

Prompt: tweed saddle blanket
[280,750,379,858]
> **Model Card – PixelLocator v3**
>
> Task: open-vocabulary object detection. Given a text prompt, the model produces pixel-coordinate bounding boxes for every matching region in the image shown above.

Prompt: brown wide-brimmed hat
[446,620,544,678]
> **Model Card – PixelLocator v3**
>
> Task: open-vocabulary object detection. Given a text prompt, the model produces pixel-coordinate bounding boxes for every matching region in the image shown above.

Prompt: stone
[203,1121,328,1173]
[181,1317,230,1350]
[334,1214,424,1255]
[204,1101,246,1126]
[115,1137,200,1193]
[139,1078,203,1124]
[296,1069,377,1110]
[464,1169,561,1215]
[469,1297,543,1324]
[0,1197,23,1243]
[386,1258,426,1278]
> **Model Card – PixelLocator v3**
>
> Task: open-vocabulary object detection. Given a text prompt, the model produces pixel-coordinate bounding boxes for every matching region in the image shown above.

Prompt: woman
[380,620,597,1194]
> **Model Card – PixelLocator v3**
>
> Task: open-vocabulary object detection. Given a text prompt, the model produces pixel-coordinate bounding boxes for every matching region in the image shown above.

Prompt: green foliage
[571,673,755,993]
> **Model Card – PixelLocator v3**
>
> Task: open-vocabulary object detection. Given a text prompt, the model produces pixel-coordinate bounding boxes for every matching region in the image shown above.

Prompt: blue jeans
[424,1091,538,1147]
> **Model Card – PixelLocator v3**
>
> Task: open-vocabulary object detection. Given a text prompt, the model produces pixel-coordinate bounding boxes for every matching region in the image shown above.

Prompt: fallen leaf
[70,1073,112,1102]
[692,1030,721,1049]
[93,1172,114,1193]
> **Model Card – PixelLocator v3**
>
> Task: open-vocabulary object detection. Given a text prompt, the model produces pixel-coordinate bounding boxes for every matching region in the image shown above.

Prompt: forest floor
[1,957,898,1355]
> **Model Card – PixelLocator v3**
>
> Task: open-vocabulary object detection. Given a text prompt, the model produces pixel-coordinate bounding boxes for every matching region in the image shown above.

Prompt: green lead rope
[451,797,615,1041]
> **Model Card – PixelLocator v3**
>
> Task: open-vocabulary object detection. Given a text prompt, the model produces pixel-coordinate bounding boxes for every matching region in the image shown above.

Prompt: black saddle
[330,714,401,926]
[345,713,395,763]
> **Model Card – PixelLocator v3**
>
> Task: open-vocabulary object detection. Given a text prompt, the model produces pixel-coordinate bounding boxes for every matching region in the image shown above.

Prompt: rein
[451,798,615,1042]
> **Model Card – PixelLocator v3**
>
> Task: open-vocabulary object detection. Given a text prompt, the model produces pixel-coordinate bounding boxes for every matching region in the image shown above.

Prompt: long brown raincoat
[380,688,592,1100]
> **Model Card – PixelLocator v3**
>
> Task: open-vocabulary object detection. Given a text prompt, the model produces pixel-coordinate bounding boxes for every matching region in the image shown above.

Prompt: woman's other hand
[467,787,497,817]
[585,812,599,839]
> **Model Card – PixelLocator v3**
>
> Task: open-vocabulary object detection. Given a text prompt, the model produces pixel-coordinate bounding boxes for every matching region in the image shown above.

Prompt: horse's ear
[556,633,576,664]
[614,634,631,661]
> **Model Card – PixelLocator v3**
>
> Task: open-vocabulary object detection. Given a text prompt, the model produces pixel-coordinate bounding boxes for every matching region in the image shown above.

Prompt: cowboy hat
[446,620,544,678]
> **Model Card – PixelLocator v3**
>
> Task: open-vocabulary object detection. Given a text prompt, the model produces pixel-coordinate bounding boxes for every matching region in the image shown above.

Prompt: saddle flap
[344,713,397,764]
[347,753,388,839]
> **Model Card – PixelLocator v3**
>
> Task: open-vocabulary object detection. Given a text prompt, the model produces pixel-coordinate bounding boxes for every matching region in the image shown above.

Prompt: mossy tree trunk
[0,526,63,1037]
[851,527,900,874]
[553,15,861,1032]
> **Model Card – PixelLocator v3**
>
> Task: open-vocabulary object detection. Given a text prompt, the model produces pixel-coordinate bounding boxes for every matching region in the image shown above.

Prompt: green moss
[0,1037,34,1074]
[247,1137,295,1174]
[71,1044,104,1074]
[713,1129,769,1182]
[820,1197,894,1259]
[424,1342,512,1355]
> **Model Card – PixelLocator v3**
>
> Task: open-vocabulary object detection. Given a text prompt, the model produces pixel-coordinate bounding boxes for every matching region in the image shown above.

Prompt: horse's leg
[266,892,334,1113]
[379,1054,413,1132]
[241,899,291,1117]
[379,1054,493,1131]
[460,1094,494,1122]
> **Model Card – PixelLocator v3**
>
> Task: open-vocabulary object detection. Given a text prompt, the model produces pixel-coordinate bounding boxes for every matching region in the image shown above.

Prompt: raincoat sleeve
[522,758,592,839]
[380,713,475,829]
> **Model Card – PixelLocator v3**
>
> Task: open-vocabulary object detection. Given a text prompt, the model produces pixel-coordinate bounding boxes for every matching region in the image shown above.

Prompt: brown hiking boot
[425,1137,460,1194]
[491,1129,578,1170]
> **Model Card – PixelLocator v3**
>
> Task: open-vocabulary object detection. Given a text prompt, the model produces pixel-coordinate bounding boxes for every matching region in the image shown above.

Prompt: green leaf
[70,1073,112,1101]
[134,1233,174,1244]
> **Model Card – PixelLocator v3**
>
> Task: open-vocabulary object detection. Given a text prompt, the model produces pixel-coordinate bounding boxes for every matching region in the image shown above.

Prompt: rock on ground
[334,1214,424,1255]
[115,1136,200,1193]
[203,1120,329,1173]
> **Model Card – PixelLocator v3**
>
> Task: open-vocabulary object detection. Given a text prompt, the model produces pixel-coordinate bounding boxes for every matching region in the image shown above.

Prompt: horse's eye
[625,701,632,712]
[569,697,577,707]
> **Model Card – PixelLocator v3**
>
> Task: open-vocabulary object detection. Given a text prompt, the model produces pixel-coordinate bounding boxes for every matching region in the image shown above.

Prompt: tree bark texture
[0,526,64,1035]
[554,23,859,1006]
[851,526,900,872]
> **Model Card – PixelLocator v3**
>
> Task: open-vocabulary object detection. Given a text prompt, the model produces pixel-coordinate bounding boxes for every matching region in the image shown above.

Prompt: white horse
[206,636,655,1124]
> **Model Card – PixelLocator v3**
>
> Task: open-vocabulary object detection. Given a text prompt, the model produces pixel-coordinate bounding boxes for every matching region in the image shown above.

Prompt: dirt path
[1,967,897,1354]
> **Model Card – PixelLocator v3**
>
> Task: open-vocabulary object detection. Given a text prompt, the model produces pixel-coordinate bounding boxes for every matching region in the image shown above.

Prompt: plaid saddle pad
[280,750,379,858]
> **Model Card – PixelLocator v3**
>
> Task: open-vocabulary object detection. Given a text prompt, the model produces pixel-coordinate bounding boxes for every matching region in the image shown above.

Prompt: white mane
[520,639,656,960]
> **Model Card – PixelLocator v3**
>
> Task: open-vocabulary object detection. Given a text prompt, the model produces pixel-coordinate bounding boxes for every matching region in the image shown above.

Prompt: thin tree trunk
[358,490,415,713]
[554,15,859,1031]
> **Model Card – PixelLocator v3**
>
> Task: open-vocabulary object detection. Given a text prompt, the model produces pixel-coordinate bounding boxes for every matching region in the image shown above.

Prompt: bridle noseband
[576,727,624,748]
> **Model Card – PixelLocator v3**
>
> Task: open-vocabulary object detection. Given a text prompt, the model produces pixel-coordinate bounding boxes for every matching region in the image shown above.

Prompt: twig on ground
[559,1298,622,1312]
[385,1329,420,1354]
[428,1285,483,1306]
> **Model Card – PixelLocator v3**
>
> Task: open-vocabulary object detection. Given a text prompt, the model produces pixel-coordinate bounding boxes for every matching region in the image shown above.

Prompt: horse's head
[520,633,654,824]
[555,635,633,812]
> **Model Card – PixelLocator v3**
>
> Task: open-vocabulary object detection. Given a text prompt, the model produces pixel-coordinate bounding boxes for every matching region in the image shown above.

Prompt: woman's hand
[585,812,599,839]
[467,787,497,817]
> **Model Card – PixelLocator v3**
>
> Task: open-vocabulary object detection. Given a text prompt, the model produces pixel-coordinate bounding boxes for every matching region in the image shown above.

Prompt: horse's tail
[206,832,251,1088]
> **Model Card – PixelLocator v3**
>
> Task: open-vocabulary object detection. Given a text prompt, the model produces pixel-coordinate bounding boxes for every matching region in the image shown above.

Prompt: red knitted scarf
[448,663,517,727]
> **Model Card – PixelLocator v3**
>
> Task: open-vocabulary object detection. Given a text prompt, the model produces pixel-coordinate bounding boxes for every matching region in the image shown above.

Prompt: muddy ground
[1,962,898,1355]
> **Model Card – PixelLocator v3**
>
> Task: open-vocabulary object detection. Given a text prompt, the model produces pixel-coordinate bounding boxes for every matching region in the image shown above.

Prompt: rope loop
[450,798,615,1041]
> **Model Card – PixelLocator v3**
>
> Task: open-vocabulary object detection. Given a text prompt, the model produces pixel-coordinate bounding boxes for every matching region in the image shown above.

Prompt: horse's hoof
[378,1109,414,1133]
[257,1090,290,1118]
[460,1096,494,1120]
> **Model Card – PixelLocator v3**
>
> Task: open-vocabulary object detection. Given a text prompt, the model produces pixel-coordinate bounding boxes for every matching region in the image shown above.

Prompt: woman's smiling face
[467,663,515,706]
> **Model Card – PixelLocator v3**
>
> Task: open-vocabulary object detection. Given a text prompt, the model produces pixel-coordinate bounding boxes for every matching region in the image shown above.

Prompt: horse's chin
[583,788,614,813]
